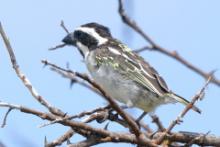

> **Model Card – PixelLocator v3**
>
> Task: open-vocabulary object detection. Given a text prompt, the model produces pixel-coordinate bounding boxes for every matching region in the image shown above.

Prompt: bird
[62,22,201,117]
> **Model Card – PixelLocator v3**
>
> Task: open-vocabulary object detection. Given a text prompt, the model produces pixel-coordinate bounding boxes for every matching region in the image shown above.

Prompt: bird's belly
[87,64,164,112]
[90,65,135,104]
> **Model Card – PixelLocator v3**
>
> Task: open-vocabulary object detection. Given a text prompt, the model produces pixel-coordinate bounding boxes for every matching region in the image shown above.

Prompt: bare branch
[39,105,110,128]
[1,101,219,146]
[82,110,109,123]
[118,0,156,46]
[42,59,102,97]
[46,129,74,147]
[150,114,165,132]
[118,0,220,87]
[133,46,154,53]
[68,137,104,147]
[71,127,156,147]
[153,131,220,146]
[0,22,65,116]
[0,101,157,146]
[156,76,212,144]
[184,131,210,147]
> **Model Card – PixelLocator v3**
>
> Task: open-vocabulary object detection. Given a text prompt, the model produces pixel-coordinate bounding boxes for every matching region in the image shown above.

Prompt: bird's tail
[168,93,201,114]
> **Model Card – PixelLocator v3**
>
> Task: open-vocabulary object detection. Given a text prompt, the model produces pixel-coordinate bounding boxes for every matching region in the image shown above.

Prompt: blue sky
[1,0,220,146]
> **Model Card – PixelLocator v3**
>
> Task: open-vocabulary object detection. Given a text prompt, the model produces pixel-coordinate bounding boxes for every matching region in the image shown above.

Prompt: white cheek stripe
[76,27,108,45]
[76,42,89,58]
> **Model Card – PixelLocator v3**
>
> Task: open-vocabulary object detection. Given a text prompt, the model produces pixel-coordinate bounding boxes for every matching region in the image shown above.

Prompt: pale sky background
[1,0,220,147]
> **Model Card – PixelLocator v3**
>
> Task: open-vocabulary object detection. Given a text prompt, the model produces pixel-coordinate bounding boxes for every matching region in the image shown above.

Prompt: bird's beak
[62,33,76,46]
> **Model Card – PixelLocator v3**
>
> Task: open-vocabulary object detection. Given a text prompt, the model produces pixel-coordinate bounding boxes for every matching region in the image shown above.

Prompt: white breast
[85,51,140,106]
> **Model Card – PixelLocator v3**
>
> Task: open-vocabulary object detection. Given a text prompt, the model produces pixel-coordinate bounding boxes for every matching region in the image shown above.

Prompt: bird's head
[62,22,112,57]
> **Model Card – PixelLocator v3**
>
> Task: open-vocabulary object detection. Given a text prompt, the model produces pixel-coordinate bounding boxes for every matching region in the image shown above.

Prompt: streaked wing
[120,56,169,96]
[95,41,170,96]
[94,41,201,114]
[139,59,169,93]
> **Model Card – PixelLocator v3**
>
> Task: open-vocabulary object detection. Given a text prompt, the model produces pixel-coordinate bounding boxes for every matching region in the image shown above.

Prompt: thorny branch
[45,129,74,147]
[42,60,102,97]
[49,21,68,51]
[1,101,220,146]
[155,76,212,144]
[150,115,165,132]
[118,0,220,87]
[39,104,110,128]
[0,102,157,146]
[41,60,141,137]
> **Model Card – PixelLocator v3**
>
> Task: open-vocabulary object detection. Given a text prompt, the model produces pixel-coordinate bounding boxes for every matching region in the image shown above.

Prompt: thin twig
[46,129,74,147]
[48,20,69,51]
[1,108,13,128]
[60,20,69,34]
[0,22,18,69]
[43,60,102,96]
[134,46,154,53]
[118,0,220,87]
[82,110,109,123]
[39,105,110,128]
[48,43,66,50]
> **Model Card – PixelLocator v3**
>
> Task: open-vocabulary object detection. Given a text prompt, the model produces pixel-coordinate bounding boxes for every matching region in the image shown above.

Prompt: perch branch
[41,60,141,137]
[0,101,157,146]
[0,101,219,146]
